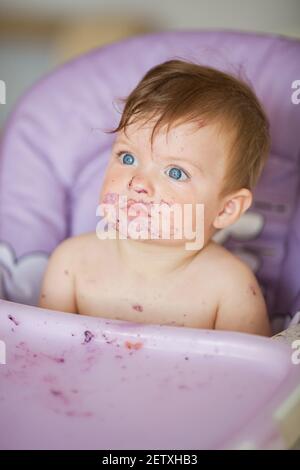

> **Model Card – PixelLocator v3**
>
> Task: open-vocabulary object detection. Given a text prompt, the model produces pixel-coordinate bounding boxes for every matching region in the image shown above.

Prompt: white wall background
[1,0,300,37]
[0,0,299,128]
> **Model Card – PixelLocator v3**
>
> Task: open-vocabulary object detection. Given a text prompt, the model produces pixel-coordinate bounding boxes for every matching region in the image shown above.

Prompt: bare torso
[73,232,220,328]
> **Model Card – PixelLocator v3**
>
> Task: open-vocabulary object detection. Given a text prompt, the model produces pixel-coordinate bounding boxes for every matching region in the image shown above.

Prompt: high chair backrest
[0,30,299,333]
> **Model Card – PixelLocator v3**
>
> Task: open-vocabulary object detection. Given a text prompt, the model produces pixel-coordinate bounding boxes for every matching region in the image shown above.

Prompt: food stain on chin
[103,192,174,208]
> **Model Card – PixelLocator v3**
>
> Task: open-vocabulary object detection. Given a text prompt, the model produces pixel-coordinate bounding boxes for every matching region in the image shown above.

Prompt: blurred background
[0,0,299,130]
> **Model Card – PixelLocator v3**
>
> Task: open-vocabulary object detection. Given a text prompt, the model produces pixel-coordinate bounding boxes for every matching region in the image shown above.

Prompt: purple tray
[0,299,299,449]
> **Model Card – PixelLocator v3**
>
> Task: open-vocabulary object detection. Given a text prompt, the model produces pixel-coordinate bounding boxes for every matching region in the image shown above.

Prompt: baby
[39,59,271,336]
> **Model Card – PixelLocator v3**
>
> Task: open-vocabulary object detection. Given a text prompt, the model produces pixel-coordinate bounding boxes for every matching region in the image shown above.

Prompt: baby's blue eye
[166,167,189,181]
[120,153,135,165]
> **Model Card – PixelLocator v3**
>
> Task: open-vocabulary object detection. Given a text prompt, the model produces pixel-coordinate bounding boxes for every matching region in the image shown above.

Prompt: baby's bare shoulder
[54,232,95,254]
[199,240,253,278]
[205,242,271,335]
[52,231,111,266]
[199,240,263,298]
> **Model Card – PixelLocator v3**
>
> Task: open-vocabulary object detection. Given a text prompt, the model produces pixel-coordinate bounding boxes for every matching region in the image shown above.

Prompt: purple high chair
[0,30,300,450]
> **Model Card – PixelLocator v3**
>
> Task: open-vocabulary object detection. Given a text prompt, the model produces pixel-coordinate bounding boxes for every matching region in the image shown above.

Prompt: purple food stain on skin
[8,315,19,326]
[83,330,95,344]
[132,304,143,312]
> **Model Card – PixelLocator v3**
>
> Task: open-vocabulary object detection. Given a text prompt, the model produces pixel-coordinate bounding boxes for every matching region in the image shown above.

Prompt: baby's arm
[214,262,271,336]
[38,238,77,314]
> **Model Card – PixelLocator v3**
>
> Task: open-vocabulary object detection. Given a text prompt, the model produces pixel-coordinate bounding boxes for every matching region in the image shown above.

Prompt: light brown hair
[105,59,270,197]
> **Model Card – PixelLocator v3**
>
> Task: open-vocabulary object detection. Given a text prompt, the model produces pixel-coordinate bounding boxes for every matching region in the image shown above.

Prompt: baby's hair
[105,59,270,197]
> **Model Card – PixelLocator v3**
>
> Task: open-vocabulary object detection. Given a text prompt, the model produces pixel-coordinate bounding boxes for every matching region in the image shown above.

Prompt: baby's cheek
[99,191,120,225]
[173,202,204,238]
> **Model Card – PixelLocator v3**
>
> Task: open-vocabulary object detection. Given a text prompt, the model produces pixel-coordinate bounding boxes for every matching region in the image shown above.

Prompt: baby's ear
[213,188,253,230]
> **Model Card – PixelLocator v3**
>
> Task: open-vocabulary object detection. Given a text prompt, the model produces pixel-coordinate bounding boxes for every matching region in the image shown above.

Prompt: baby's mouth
[102,192,174,223]
[126,200,152,219]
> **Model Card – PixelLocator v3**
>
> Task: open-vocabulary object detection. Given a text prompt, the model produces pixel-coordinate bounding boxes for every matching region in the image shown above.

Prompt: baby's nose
[135,187,147,194]
[128,175,153,195]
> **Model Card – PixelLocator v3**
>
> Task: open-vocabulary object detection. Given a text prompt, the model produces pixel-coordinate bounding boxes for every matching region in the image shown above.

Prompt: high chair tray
[0,299,299,450]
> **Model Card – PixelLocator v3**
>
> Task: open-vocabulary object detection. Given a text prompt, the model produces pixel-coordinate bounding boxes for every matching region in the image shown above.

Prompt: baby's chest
[75,271,217,329]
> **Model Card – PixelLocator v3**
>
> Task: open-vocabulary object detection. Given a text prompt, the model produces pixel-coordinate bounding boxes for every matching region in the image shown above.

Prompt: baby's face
[100,118,230,245]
